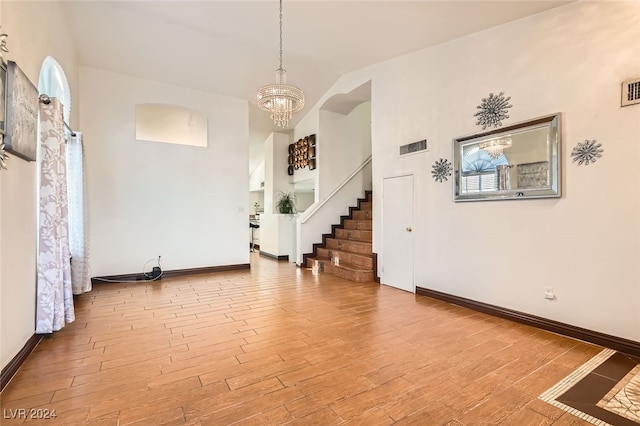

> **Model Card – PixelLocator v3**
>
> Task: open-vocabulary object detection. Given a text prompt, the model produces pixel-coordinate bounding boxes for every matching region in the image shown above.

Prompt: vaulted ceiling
[60,0,572,172]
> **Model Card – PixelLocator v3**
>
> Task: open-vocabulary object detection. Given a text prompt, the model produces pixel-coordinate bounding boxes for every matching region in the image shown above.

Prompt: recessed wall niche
[288,134,316,174]
[135,103,208,147]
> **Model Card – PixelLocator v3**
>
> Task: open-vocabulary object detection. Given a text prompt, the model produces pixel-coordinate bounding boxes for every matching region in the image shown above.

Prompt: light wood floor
[1,253,603,425]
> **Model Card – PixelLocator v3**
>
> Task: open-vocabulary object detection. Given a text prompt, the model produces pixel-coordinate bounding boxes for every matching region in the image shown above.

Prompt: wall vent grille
[399,139,427,156]
[621,78,640,107]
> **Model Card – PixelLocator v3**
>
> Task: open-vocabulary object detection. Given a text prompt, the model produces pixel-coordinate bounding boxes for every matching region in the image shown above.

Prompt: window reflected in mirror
[135,103,208,148]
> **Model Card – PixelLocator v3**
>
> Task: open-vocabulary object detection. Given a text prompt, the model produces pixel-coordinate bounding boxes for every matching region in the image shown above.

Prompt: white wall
[249,160,265,192]
[366,1,638,341]
[293,101,372,201]
[260,214,297,259]
[318,102,372,200]
[0,0,80,369]
[294,192,314,212]
[80,67,249,276]
[260,132,297,258]
[294,1,640,342]
[295,101,372,263]
[290,149,317,200]
[293,88,373,201]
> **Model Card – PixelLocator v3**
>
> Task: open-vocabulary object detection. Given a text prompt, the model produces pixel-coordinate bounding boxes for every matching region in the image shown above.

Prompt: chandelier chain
[256,0,304,127]
[279,0,283,71]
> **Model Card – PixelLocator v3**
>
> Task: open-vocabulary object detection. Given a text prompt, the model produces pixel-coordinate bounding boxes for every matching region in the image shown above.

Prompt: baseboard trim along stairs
[304,191,374,282]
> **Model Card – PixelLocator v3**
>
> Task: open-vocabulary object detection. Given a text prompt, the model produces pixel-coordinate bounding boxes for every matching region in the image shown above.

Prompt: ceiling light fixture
[256,0,304,128]
[479,137,512,159]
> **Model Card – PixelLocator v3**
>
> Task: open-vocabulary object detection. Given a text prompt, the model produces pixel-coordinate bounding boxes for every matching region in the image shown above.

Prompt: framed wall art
[286,134,317,174]
[5,60,38,161]
[516,161,549,189]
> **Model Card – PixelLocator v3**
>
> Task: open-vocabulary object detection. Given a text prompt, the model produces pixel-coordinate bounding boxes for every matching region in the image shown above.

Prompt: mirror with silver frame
[453,113,561,202]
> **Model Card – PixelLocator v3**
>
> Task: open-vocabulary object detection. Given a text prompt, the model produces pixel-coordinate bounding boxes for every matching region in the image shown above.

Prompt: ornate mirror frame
[453,113,561,202]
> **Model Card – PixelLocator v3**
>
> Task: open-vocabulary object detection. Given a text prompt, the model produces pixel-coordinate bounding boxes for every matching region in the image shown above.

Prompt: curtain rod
[38,94,77,136]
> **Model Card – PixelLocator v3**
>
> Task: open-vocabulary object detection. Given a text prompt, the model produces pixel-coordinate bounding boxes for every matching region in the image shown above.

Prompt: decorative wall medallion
[432,158,452,183]
[571,139,603,165]
[474,92,513,130]
[0,142,8,170]
[0,26,9,63]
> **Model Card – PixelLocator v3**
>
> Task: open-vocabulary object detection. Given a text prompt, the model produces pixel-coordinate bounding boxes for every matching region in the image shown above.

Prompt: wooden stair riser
[331,265,373,283]
[343,219,373,231]
[315,249,373,269]
[306,258,374,283]
[357,201,372,211]
[334,229,372,242]
[325,238,372,255]
[304,190,375,283]
[351,210,372,220]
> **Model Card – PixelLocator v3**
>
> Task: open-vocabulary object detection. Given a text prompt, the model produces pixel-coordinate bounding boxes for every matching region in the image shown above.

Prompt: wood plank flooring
[0,253,604,425]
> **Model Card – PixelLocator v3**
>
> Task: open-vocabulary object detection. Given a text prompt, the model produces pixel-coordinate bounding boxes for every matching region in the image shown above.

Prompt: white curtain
[36,97,74,334]
[67,132,91,294]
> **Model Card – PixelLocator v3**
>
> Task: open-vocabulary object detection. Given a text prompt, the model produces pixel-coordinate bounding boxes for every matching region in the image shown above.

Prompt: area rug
[539,348,640,425]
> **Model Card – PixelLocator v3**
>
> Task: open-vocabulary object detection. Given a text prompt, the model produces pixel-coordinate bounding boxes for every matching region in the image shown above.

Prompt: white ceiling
[60,0,572,172]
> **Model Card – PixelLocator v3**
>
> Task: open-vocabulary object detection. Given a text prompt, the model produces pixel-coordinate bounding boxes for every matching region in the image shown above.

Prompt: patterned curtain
[67,132,91,294]
[36,97,74,334]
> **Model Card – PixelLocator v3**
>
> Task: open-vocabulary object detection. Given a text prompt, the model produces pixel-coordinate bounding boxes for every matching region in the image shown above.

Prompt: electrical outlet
[544,287,556,300]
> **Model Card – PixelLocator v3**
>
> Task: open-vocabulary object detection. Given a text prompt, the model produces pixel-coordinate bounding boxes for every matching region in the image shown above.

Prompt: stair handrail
[300,155,372,224]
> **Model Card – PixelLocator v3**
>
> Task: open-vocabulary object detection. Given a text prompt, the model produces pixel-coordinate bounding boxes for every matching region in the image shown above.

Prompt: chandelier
[256,0,305,128]
[479,137,512,159]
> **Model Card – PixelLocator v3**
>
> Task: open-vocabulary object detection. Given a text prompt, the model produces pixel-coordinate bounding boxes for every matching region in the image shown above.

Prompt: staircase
[304,191,374,282]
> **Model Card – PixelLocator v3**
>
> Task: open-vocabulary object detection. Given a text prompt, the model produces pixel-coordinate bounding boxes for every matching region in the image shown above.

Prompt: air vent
[399,139,427,156]
[621,77,640,107]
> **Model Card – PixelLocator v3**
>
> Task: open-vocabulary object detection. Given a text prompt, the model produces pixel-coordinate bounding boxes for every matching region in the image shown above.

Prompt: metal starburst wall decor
[571,139,603,166]
[0,142,9,170]
[432,158,452,183]
[474,92,513,130]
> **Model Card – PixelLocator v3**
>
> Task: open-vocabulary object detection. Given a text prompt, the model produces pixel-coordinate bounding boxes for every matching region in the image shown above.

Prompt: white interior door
[382,174,414,293]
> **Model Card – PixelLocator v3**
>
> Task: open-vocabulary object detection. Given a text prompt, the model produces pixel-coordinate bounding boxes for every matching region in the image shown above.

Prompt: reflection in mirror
[454,113,561,201]
[293,179,315,212]
[135,103,208,147]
